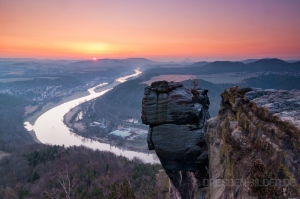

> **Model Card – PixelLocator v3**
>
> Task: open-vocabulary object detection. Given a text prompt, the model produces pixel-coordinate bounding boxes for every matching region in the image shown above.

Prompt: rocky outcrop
[142,81,210,199]
[207,87,300,198]
[142,82,300,198]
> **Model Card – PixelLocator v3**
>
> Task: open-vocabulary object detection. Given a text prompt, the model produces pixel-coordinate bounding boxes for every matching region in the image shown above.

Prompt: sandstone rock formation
[142,82,300,198]
[142,81,210,199]
[207,87,300,198]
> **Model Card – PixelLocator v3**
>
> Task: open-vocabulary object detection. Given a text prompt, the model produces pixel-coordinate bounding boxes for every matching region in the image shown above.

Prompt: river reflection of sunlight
[116,69,142,83]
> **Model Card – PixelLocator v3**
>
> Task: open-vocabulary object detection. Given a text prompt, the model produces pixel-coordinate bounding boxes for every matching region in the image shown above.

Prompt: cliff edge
[142,82,300,199]
[207,87,300,198]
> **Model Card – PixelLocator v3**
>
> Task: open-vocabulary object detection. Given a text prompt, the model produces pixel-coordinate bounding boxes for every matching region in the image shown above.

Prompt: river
[24,69,159,164]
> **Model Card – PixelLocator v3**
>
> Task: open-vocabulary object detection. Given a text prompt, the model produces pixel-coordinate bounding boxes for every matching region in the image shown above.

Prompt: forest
[0,94,34,152]
[0,144,163,199]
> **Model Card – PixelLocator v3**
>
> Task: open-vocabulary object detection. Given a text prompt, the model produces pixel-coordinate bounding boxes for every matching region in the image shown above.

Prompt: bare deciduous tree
[44,166,75,199]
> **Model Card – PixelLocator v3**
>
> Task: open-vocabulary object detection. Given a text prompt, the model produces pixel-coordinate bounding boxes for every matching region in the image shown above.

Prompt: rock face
[142,81,210,199]
[143,83,300,198]
[207,87,300,198]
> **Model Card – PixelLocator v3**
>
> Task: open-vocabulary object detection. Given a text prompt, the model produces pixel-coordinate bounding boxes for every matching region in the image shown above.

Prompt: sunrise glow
[0,0,299,61]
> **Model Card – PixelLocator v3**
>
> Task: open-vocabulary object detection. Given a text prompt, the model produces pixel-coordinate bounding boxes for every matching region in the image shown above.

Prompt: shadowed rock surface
[207,87,300,198]
[142,81,210,199]
[142,83,300,198]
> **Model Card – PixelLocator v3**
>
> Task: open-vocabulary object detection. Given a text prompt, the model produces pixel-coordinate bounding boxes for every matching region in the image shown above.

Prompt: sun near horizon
[1,0,300,61]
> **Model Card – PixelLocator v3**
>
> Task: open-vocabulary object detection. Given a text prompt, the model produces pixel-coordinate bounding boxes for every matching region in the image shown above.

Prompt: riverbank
[24,90,90,143]
[25,69,158,163]
[25,90,90,126]
[63,84,151,153]
[64,108,150,153]
[62,68,151,153]
[64,106,86,133]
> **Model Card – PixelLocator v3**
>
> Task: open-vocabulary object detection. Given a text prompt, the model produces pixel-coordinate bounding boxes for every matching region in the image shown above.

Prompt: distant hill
[246,58,290,72]
[69,58,156,71]
[242,74,300,90]
[139,61,245,75]
[192,61,246,73]
[241,59,259,64]
[143,58,300,75]
[189,61,209,66]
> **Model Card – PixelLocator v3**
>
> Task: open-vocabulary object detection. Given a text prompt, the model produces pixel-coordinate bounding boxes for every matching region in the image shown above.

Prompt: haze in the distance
[1,0,300,61]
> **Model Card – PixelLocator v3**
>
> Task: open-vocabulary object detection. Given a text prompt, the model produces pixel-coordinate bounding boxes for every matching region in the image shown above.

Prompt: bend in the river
[24,69,159,164]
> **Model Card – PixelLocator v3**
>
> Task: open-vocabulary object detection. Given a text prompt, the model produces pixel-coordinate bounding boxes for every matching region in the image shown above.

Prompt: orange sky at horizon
[1,0,300,61]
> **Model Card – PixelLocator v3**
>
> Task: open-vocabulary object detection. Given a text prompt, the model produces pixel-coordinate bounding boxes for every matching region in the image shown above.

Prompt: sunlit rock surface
[142,81,210,199]
[207,87,300,199]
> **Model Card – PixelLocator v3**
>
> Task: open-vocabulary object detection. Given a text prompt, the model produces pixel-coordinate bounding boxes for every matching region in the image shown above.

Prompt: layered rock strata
[207,87,300,198]
[143,82,300,198]
[142,81,210,199]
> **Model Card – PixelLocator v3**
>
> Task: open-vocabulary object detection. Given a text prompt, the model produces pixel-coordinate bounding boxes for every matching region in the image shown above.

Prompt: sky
[1,0,300,61]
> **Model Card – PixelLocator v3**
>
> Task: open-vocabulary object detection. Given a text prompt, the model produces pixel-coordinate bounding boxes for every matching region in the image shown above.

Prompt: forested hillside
[93,79,146,120]
[0,145,162,199]
[0,94,34,151]
[243,74,300,90]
